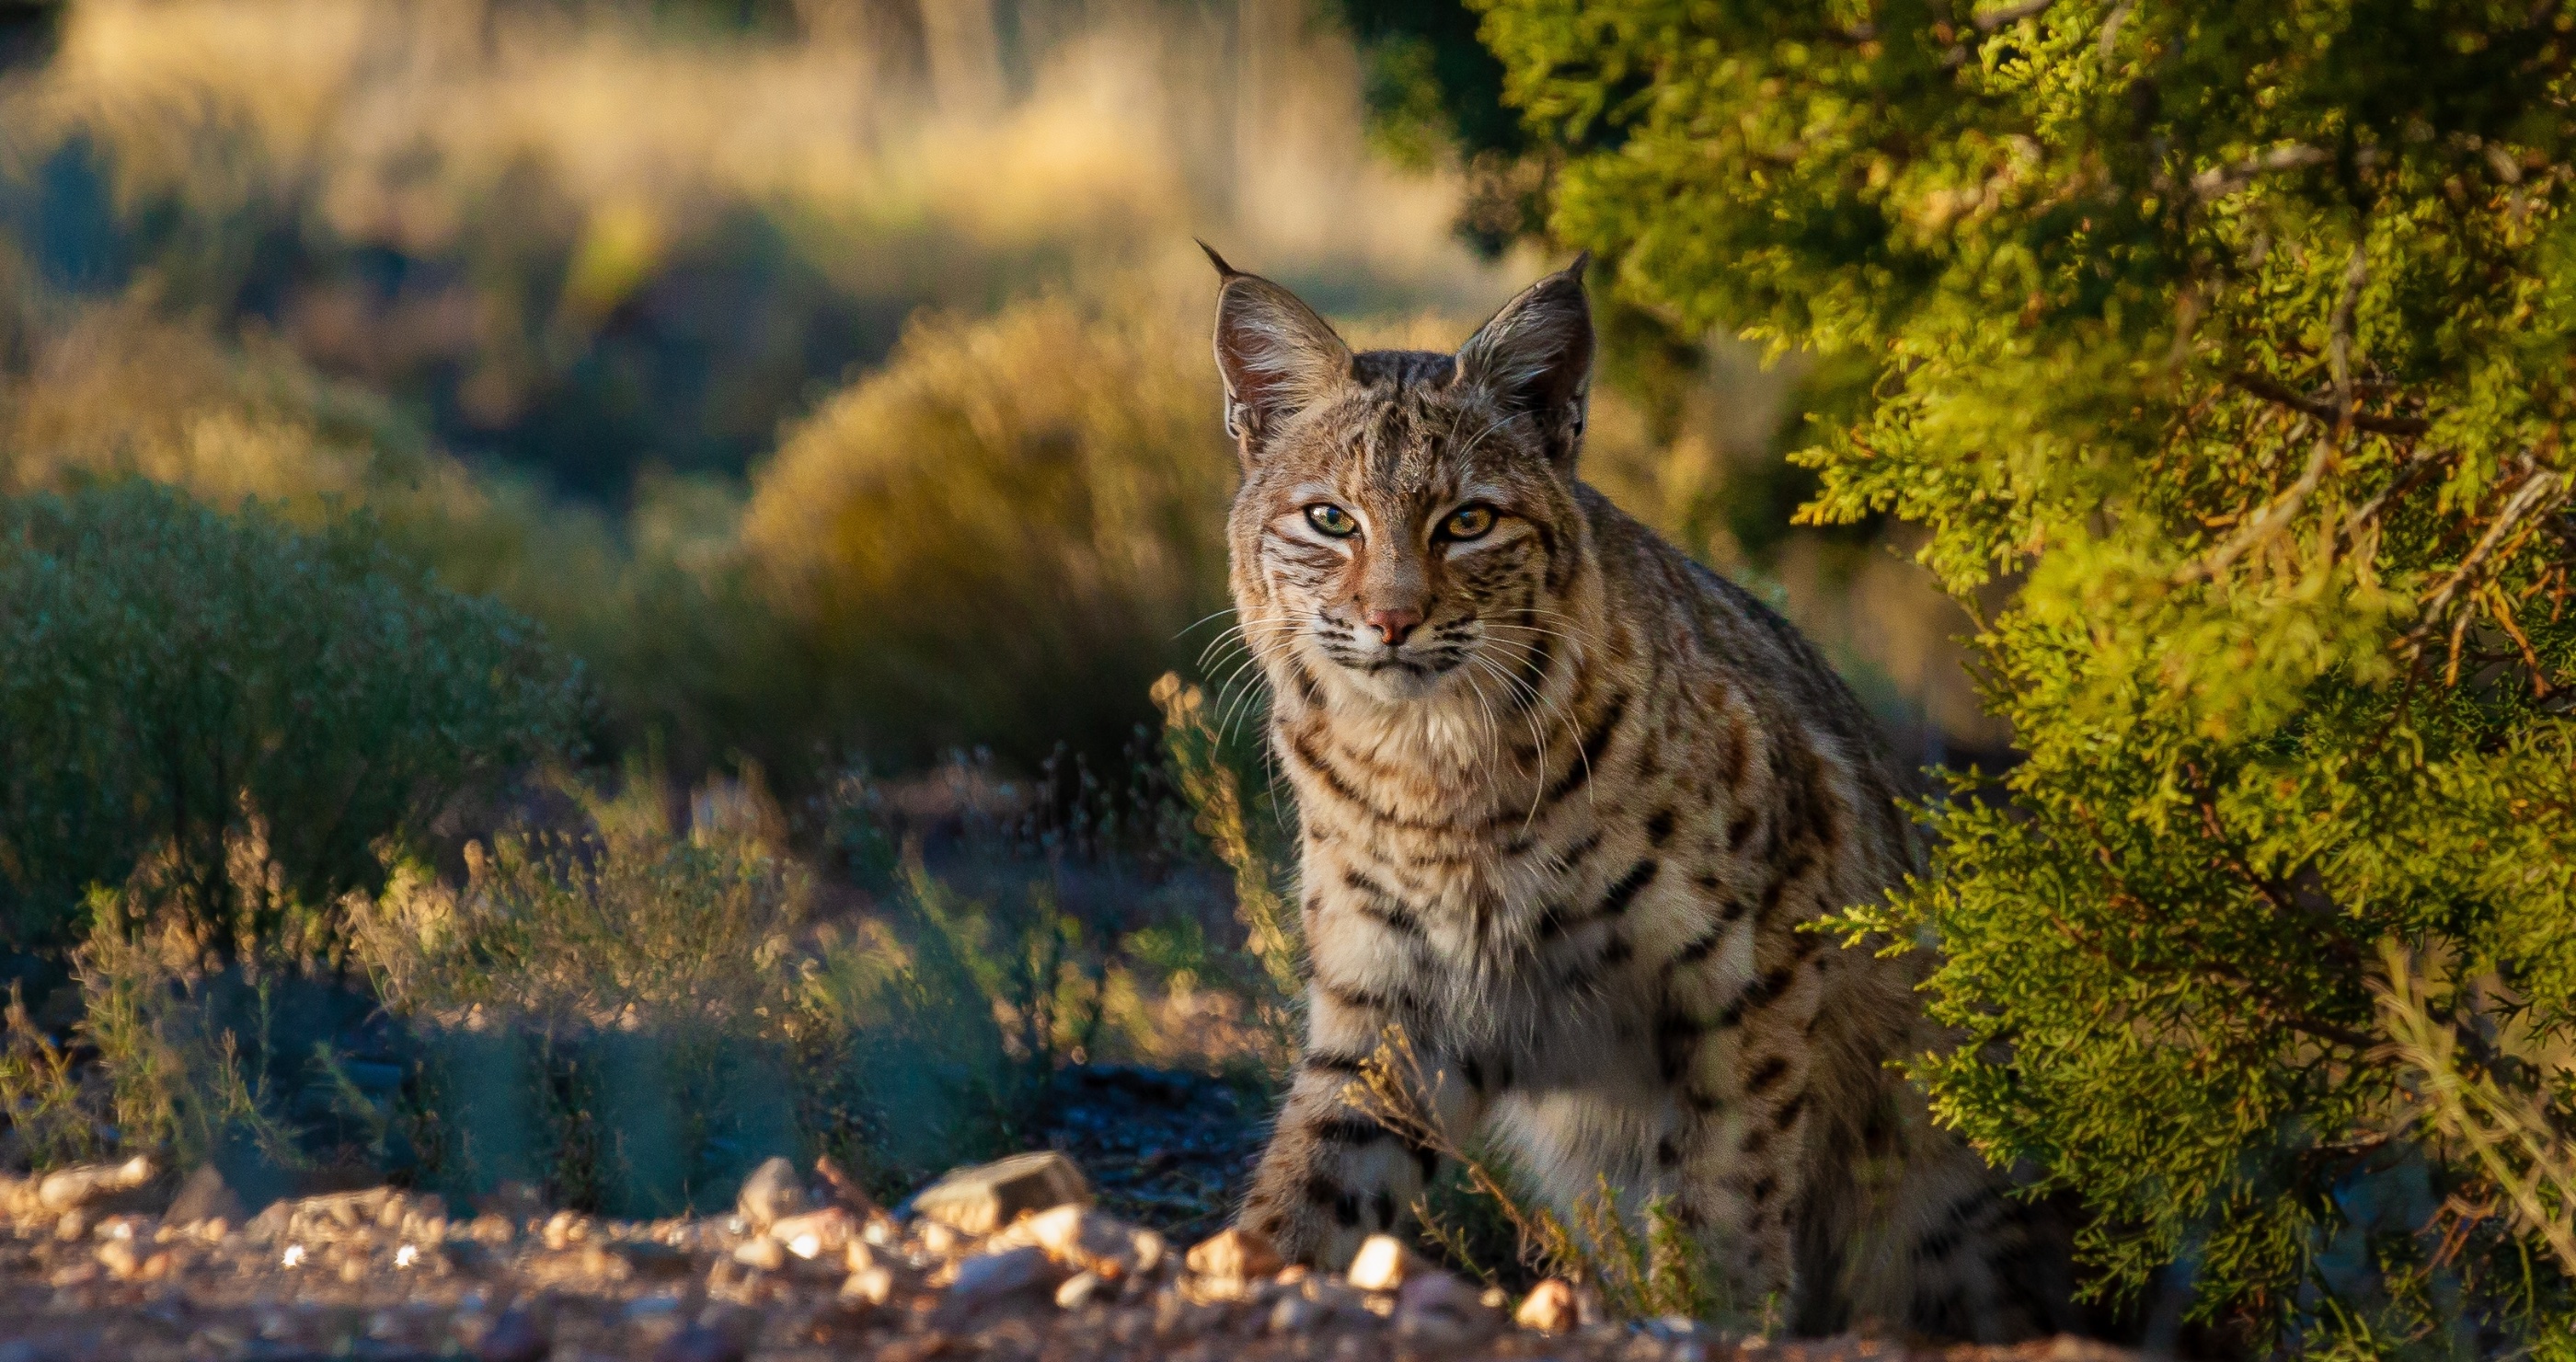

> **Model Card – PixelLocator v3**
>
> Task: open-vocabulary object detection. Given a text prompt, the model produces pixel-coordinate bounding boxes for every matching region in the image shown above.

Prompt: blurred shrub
[1149,673,1300,1066]
[0,837,393,1181]
[3,0,1484,500]
[351,763,813,1215]
[745,289,1234,768]
[74,881,314,1176]
[0,481,583,947]
[797,847,1106,1195]
[0,986,100,1172]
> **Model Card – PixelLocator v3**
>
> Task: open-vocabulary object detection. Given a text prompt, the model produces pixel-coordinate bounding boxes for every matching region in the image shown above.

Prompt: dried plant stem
[2374,942,2576,1278]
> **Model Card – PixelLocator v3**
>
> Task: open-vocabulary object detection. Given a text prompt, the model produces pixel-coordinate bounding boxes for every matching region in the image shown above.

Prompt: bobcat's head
[1208,248,1595,710]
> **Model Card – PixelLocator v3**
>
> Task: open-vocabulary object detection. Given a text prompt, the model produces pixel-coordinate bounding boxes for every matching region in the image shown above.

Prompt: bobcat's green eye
[1305,503,1360,538]
[1441,504,1498,541]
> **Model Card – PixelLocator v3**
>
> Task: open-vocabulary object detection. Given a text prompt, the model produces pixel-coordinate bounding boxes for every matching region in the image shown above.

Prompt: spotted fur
[1206,248,2072,1339]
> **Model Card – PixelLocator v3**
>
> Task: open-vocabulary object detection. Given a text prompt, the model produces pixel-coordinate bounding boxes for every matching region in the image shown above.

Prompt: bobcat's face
[1207,251,1594,709]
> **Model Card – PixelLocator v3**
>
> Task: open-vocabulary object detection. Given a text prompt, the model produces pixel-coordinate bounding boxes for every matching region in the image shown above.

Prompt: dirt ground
[0,1068,2136,1362]
[0,1174,2140,1362]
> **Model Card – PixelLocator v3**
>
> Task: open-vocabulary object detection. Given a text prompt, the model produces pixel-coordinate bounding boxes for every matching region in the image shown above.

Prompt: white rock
[1184,1227,1282,1283]
[37,1156,155,1213]
[947,1244,1055,1302]
[1344,1234,1410,1291]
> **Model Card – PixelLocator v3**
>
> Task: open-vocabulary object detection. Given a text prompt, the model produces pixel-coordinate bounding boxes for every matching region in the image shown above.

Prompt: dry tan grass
[14,0,1521,300]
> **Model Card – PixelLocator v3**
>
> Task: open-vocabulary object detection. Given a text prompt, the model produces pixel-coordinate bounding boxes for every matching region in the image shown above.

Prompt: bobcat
[1207,248,2072,1339]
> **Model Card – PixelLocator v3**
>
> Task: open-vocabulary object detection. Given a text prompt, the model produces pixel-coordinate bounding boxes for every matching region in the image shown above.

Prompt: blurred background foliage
[0,0,1996,799]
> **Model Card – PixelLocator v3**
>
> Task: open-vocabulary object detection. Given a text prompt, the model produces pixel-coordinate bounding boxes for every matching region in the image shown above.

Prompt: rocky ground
[0,1066,2136,1362]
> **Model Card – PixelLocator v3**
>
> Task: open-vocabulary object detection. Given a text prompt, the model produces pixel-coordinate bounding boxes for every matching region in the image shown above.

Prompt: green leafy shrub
[1478,0,2576,1347]
[0,481,583,948]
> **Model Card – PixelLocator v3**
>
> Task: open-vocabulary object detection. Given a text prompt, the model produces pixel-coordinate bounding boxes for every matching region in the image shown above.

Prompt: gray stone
[908,1151,1089,1236]
[165,1164,247,1228]
[949,1245,1055,1302]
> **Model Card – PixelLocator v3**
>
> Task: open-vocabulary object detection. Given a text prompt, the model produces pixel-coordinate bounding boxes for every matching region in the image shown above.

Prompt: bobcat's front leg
[1238,985,1478,1268]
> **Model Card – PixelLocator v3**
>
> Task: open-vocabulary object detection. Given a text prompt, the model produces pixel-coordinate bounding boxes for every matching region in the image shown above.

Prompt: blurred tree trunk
[917,0,1002,118]
[792,0,929,108]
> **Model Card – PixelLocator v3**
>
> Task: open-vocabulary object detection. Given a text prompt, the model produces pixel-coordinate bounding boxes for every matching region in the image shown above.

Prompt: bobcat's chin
[1309,640,1466,704]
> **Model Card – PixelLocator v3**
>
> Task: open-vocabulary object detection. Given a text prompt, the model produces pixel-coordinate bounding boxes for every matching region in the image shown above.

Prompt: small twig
[2227,373,2430,438]
[2179,435,2336,582]
[2097,0,2133,57]
[2327,247,2367,417]
[2405,467,2568,660]
[2191,144,2338,199]
[2181,250,2383,583]
[2344,444,2451,532]
[1972,0,2058,30]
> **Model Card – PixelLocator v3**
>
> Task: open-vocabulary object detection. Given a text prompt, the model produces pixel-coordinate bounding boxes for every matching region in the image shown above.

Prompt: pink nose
[1363,606,1424,646]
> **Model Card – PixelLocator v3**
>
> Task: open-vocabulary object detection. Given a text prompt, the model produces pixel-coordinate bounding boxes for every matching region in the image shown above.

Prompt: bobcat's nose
[1363,605,1424,646]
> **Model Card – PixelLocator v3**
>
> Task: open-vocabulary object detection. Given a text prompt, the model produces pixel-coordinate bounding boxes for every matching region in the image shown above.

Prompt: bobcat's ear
[1455,253,1594,469]
[1203,243,1351,464]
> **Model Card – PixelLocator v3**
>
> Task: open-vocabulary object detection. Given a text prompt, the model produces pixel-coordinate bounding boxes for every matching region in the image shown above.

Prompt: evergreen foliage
[0,482,584,948]
[1476,0,2576,1347]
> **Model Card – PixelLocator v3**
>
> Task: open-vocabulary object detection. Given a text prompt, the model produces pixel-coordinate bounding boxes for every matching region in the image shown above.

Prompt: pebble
[947,1244,1054,1303]
[1130,1227,1167,1274]
[910,1151,1089,1235]
[1394,1268,1497,1347]
[767,1207,854,1260]
[1053,1269,1104,1309]
[1006,1204,1144,1278]
[734,1156,811,1230]
[841,1264,895,1307]
[1516,1277,1579,1332]
[730,1235,787,1272]
[1181,1226,1281,1283]
[93,1240,142,1279]
[540,1210,584,1250]
[1343,1234,1410,1291]
[1268,1293,1319,1333]
[36,1156,155,1214]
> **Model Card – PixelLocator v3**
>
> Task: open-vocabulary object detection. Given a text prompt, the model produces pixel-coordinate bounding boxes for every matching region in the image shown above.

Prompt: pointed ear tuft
[1211,266,1351,462]
[1196,238,1241,279]
[1455,257,1594,468]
